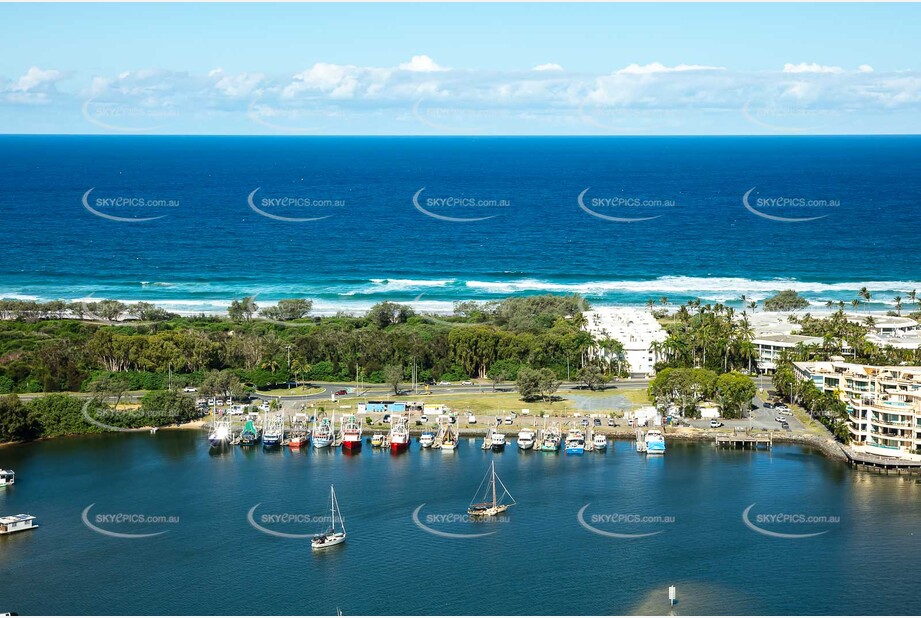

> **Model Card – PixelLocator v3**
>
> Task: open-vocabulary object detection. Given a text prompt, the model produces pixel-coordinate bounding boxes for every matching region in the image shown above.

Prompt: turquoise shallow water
[1,430,920,615]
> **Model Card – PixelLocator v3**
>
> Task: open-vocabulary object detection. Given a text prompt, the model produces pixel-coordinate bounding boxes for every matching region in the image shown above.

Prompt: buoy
[669,585,677,605]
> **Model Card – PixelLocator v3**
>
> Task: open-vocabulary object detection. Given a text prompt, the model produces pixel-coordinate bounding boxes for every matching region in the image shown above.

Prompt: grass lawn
[341,386,649,415]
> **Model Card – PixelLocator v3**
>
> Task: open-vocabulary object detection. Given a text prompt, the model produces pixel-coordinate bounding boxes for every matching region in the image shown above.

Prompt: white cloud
[858,64,875,73]
[398,55,446,73]
[616,62,725,75]
[13,66,66,92]
[782,63,844,74]
[209,69,264,97]
[532,63,564,72]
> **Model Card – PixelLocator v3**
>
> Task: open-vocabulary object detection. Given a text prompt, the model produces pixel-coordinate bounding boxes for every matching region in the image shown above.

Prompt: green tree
[715,372,756,419]
[763,290,809,312]
[383,363,404,395]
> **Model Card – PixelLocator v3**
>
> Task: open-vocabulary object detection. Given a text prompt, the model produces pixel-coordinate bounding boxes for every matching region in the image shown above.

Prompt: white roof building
[583,307,667,376]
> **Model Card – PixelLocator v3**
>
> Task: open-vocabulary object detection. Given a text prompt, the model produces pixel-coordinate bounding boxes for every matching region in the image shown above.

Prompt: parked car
[461,380,473,386]
[438,380,451,385]
[334,389,347,396]
[182,386,197,393]
[607,418,616,427]
[775,416,786,423]
[420,415,428,423]
[581,418,590,427]
[709,420,724,428]
[467,414,477,424]
[382,413,391,424]
[504,416,513,425]
[762,401,774,409]
[495,417,503,425]
[593,418,602,427]
[781,421,790,429]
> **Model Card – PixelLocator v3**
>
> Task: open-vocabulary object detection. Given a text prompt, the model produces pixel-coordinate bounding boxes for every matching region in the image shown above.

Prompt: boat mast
[491,461,497,508]
[330,485,336,532]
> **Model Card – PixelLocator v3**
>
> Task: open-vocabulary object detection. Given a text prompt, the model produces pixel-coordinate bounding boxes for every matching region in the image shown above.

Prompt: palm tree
[894,296,903,316]
[747,300,757,313]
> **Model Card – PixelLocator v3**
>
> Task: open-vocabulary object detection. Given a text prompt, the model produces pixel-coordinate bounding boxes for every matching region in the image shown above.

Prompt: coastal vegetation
[0,295,597,397]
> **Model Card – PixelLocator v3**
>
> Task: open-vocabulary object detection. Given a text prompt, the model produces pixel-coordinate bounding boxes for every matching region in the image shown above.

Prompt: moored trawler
[516,428,535,450]
[208,418,232,447]
[419,430,436,448]
[262,412,285,447]
[0,514,37,535]
[645,429,666,455]
[0,469,14,488]
[389,415,411,453]
[491,432,507,452]
[239,418,260,446]
[592,434,608,451]
[540,423,562,452]
[565,425,585,454]
[312,415,334,449]
[288,413,309,448]
[339,414,363,452]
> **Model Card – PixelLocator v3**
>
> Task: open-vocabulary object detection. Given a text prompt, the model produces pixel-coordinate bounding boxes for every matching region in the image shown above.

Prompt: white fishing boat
[539,422,561,452]
[516,428,535,450]
[491,432,507,452]
[0,514,37,535]
[208,417,232,447]
[468,461,515,518]
[419,429,436,448]
[311,485,346,550]
[645,429,666,455]
[565,424,585,454]
[0,469,14,488]
[592,434,608,451]
[312,415,334,449]
[262,412,285,447]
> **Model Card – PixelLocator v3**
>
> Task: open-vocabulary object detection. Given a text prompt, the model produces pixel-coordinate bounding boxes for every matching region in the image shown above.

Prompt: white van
[467,414,477,424]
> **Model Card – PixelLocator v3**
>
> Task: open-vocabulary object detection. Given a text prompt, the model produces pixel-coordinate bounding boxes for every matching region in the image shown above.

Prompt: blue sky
[2,3,919,134]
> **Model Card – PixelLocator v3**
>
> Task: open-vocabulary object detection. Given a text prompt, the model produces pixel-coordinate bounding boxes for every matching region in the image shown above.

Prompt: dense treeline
[0,391,198,443]
[0,295,602,395]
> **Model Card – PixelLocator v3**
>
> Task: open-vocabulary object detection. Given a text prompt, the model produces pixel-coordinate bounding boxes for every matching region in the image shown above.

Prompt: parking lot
[682,396,803,432]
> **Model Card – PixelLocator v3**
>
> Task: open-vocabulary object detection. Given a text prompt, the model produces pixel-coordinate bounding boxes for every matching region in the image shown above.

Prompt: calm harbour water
[1,430,919,615]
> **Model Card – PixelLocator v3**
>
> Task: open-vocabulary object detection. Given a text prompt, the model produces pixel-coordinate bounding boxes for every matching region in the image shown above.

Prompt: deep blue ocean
[0,136,918,314]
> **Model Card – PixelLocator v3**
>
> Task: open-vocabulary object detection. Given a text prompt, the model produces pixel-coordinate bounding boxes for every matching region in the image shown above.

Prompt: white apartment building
[794,360,921,460]
[583,307,667,377]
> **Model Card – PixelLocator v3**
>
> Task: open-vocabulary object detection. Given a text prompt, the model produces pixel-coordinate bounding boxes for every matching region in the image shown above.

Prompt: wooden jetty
[844,448,921,474]
[714,430,773,450]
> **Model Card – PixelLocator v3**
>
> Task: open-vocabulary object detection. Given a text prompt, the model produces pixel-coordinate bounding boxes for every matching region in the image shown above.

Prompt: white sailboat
[467,461,516,518]
[312,485,347,550]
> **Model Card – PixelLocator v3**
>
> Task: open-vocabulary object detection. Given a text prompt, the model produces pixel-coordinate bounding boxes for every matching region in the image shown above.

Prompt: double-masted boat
[467,462,515,518]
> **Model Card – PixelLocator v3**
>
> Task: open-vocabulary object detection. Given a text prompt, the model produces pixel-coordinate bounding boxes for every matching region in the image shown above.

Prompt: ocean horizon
[1,135,919,315]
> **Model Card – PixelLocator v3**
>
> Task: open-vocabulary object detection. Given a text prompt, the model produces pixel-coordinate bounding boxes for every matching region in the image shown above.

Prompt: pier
[844,448,921,474]
[714,431,773,450]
